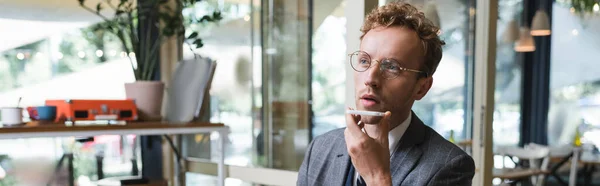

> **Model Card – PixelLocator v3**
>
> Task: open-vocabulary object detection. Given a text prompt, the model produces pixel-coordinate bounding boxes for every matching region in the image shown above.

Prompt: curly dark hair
[360,2,445,77]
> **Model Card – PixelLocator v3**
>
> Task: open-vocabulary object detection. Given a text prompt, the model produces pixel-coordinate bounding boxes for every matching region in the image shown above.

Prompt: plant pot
[125,81,165,121]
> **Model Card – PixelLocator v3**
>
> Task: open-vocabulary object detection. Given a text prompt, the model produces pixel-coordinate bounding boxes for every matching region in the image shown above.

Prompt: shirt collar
[388,112,412,155]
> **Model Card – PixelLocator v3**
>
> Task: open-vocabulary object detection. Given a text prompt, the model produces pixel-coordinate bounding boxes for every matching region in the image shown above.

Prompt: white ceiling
[0,18,89,52]
[0,0,112,52]
[0,0,253,22]
[0,0,109,22]
[0,0,468,52]
[0,0,255,52]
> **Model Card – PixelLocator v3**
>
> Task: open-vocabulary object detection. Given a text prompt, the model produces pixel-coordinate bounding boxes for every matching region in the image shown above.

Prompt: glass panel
[548,2,600,147]
[311,0,347,137]
[411,0,474,143]
[261,0,311,171]
[494,0,523,147]
[180,0,313,173]
[180,0,260,169]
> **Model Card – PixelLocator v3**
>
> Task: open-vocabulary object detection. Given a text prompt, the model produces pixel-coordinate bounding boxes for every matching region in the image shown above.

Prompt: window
[548,2,600,147]
[179,0,259,169]
[311,0,347,138]
[0,17,137,185]
[493,0,523,147]
[182,0,313,172]
[412,0,474,142]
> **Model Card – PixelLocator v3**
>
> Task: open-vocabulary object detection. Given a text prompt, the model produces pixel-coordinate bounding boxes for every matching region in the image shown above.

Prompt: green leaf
[213,11,223,21]
[194,11,223,23]
[78,0,85,6]
[118,0,127,8]
[163,28,174,36]
[96,3,103,13]
[158,12,172,21]
[162,5,173,12]
[193,39,203,48]
[187,32,198,39]
[199,15,210,22]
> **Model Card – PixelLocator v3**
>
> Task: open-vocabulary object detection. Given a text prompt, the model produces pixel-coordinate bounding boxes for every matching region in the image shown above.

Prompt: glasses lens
[380,59,401,79]
[351,51,370,72]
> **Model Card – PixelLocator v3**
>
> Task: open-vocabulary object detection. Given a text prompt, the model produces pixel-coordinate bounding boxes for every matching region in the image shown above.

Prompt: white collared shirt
[354,112,412,186]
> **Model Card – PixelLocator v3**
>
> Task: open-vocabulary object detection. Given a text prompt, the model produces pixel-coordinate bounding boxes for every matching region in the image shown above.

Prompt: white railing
[186,158,298,186]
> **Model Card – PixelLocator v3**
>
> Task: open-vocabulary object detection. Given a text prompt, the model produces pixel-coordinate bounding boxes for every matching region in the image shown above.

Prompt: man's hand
[344,109,392,186]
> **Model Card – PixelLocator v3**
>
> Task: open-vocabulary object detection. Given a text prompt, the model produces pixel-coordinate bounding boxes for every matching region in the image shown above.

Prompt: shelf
[0,121,227,139]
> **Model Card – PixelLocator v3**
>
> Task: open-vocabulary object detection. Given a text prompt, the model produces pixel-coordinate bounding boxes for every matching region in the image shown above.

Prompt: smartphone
[346,110,385,116]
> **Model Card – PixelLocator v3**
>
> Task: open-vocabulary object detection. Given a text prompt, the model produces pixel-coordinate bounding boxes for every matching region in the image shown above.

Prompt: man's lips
[360,94,380,102]
[359,94,380,107]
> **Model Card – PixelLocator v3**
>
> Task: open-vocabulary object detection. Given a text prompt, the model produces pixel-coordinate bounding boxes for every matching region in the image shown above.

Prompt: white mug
[1,107,23,126]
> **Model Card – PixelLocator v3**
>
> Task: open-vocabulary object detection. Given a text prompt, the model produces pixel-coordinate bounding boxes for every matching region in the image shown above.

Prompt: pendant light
[502,19,520,43]
[531,9,551,36]
[514,27,535,52]
[423,2,441,28]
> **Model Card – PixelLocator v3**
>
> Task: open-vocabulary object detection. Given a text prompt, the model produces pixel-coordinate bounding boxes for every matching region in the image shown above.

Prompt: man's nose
[364,61,382,88]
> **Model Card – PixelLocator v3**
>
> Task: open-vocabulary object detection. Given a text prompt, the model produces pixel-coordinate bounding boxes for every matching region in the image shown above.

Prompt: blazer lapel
[390,111,427,185]
[331,136,351,186]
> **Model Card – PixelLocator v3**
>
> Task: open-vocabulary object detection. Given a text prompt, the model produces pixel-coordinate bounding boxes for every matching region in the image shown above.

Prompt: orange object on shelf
[45,99,138,122]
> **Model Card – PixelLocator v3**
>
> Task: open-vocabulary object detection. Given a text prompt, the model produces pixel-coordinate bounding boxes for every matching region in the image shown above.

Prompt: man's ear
[414,77,433,100]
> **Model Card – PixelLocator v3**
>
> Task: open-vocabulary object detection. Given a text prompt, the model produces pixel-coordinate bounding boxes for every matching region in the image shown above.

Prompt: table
[0,121,229,186]
[578,151,600,186]
[493,168,547,180]
[457,139,472,147]
[547,153,575,186]
[455,139,472,155]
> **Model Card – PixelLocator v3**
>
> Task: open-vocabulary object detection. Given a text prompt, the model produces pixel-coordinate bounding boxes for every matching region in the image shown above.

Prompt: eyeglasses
[348,51,428,79]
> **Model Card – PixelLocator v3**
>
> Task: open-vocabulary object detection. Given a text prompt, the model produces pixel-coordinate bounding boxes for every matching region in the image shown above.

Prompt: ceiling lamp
[423,2,441,28]
[515,27,536,52]
[531,9,551,36]
[502,19,520,43]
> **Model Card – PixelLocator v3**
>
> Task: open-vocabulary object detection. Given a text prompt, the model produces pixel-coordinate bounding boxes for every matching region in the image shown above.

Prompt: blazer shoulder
[313,128,345,143]
[423,128,475,185]
[307,128,346,154]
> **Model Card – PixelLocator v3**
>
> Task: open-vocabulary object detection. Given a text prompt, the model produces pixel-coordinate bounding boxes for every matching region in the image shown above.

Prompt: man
[297,2,475,186]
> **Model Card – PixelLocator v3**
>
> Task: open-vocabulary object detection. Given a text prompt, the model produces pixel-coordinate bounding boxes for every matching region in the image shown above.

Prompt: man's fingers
[357,120,365,130]
[377,111,392,144]
[361,121,370,136]
[346,108,365,137]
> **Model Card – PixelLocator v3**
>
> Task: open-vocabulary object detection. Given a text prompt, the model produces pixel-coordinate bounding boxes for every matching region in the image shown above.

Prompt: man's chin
[360,116,383,124]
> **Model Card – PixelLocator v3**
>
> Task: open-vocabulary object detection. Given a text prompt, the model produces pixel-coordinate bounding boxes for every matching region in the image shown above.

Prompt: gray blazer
[297,112,475,186]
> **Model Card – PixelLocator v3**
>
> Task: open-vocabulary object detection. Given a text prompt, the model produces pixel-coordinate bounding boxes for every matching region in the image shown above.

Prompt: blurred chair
[494,145,550,186]
[527,143,577,186]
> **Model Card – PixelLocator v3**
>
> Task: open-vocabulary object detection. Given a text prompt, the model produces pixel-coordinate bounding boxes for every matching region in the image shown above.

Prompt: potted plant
[78,0,221,120]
